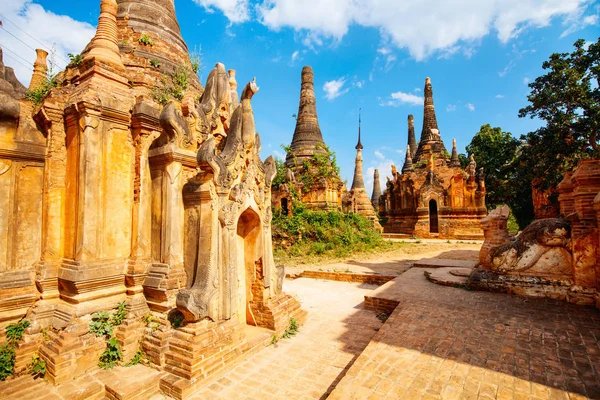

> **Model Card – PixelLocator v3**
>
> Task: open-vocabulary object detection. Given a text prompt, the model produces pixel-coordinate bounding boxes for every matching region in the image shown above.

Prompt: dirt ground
[285,241,482,276]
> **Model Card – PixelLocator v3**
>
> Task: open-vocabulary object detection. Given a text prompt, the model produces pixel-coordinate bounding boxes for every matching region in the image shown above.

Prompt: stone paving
[187,278,384,400]
[330,267,600,400]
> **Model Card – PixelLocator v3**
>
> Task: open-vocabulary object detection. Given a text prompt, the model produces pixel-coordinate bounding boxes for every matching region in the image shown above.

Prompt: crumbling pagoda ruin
[379,78,487,239]
[348,113,381,229]
[0,0,305,397]
[272,66,345,213]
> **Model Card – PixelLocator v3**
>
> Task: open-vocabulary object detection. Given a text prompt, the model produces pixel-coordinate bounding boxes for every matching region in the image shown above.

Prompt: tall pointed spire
[356,108,363,150]
[117,0,188,56]
[84,0,124,68]
[351,111,365,190]
[450,138,461,167]
[371,169,381,209]
[407,114,417,158]
[402,145,413,173]
[414,77,448,163]
[286,66,327,166]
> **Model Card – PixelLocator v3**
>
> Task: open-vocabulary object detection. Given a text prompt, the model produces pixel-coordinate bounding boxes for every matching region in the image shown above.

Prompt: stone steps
[95,364,163,400]
[424,267,472,287]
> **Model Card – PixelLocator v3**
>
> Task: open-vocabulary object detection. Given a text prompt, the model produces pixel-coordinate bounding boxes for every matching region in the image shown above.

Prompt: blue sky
[1,0,598,195]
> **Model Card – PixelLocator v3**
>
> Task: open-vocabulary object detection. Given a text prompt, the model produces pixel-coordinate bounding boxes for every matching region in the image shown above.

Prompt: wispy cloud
[495,94,504,99]
[374,150,385,160]
[523,77,530,85]
[291,50,300,62]
[380,91,423,107]
[466,103,475,111]
[446,104,457,112]
[323,77,349,100]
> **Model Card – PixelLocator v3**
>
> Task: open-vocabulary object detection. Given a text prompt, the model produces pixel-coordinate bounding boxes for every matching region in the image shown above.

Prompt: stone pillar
[479,205,510,268]
[56,100,133,321]
[145,146,189,312]
[127,102,161,315]
[29,49,48,91]
[569,159,600,296]
[29,103,67,328]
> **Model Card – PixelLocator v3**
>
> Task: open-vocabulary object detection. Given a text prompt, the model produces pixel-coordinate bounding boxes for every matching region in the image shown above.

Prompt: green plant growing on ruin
[143,313,160,331]
[138,34,154,46]
[0,319,30,380]
[170,314,184,328]
[189,46,203,75]
[29,354,46,378]
[67,53,84,67]
[98,337,122,370]
[89,311,114,337]
[282,318,299,339]
[125,349,147,366]
[149,59,161,69]
[25,49,60,106]
[269,334,279,345]
[152,64,190,105]
[111,301,128,326]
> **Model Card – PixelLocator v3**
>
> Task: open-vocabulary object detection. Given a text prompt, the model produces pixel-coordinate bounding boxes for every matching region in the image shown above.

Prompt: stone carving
[472,160,600,308]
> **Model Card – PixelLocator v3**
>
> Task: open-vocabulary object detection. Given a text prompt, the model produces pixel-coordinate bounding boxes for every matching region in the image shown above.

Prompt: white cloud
[193,0,250,23]
[0,0,96,86]
[291,50,300,62]
[446,104,457,112]
[323,77,349,100]
[380,91,423,107]
[414,88,421,93]
[523,77,531,85]
[466,103,475,111]
[560,10,598,38]
[498,60,516,77]
[251,0,590,60]
[374,150,385,160]
[273,149,286,160]
[495,94,504,98]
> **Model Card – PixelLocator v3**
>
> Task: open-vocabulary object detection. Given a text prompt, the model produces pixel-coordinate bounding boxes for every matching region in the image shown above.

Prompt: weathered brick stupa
[347,113,381,229]
[272,66,346,212]
[379,78,487,239]
[0,0,305,397]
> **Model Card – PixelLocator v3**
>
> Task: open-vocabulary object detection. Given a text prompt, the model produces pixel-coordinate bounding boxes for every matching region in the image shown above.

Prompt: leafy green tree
[518,38,600,192]
[465,124,519,210]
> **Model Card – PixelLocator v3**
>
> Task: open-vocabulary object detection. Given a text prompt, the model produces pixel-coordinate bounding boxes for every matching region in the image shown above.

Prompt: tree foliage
[466,124,519,210]
[517,38,600,192]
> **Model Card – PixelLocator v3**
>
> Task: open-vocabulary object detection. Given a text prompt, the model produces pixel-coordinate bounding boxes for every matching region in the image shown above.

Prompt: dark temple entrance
[429,199,439,233]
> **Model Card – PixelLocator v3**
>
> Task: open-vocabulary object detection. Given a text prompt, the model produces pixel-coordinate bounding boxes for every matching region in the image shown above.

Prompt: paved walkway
[330,268,600,400]
[188,278,384,400]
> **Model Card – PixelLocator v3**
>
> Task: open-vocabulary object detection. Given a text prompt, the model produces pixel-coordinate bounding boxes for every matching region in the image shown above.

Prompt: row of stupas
[272,66,381,228]
[373,77,487,239]
[0,0,305,396]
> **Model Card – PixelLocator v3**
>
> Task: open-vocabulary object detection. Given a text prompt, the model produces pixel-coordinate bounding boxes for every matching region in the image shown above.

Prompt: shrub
[98,337,122,369]
[67,53,84,67]
[138,34,154,46]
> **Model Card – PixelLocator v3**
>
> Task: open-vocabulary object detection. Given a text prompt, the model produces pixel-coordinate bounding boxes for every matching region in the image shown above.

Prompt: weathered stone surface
[0,0,304,396]
[273,66,346,212]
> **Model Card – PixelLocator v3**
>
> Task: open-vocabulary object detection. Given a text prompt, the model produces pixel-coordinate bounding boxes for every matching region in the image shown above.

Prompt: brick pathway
[329,268,600,400]
[188,278,384,400]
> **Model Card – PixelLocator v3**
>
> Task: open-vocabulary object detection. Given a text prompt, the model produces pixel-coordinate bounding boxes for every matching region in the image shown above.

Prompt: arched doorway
[236,208,261,326]
[429,199,439,233]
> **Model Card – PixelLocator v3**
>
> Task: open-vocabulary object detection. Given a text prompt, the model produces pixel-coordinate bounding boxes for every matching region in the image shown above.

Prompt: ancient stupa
[379,77,487,239]
[348,112,381,229]
[272,65,345,212]
[0,0,304,397]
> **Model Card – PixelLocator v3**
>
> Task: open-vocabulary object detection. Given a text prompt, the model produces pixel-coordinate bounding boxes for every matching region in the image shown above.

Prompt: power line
[2,51,33,72]
[0,22,69,67]
[0,13,55,55]
[1,43,34,70]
